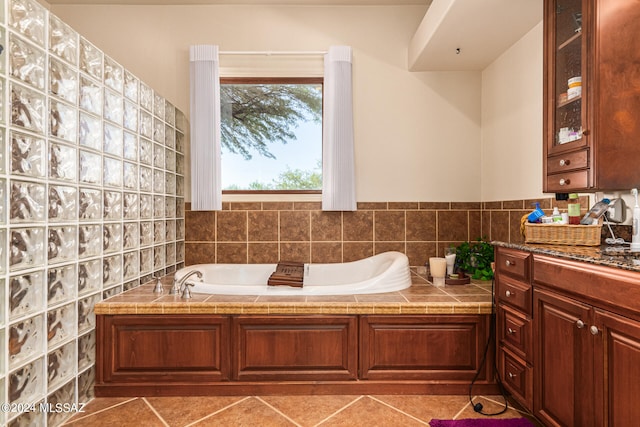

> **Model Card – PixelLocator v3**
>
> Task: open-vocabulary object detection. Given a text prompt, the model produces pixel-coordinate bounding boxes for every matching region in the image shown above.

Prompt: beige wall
[51,4,483,203]
[480,21,545,202]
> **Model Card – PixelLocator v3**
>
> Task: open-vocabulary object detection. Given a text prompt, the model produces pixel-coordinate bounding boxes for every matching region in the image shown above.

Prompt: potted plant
[454,237,494,281]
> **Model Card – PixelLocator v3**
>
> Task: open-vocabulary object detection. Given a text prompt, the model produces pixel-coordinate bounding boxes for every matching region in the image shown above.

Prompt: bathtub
[177,251,412,296]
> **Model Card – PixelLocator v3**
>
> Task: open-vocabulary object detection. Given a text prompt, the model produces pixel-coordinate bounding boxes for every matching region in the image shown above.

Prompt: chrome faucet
[170,270,202,298]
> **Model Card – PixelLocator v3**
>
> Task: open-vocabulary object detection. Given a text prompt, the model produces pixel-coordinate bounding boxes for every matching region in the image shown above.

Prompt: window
[220,77,323,193]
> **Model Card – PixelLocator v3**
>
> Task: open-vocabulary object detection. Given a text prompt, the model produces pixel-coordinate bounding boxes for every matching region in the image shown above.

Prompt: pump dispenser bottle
[631,188,640,253]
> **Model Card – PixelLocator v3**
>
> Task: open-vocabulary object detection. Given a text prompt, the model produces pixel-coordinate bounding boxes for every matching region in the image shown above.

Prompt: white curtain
[322,46,356,211]
[189,45,222,210]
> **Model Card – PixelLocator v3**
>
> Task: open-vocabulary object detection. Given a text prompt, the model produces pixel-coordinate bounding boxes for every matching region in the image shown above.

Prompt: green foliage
[223,162,322,191]
[455,237,494,281]
[220,83,322,160]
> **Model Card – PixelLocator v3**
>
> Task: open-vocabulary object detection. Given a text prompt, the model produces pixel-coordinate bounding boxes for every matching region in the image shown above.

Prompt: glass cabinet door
[551,0,585,151]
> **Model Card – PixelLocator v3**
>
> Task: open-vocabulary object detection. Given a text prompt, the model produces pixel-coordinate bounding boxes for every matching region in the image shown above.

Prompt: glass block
[176,130,185,154]
[165,148,176,172]
[153,143,164,169]
[177,197,184,218]
[103,223,122,254]
[47,264,77,306]
[9,32,45,90]
[139,109,152,139]
[10,180,45,222]
[153,221,164,244]
[103,254,122,287]
[48,185,76,222]
[123,131,137,161]
[176,153,184,175]
[166,243,176,265]
[139,166,152,192]
[177,242,185,262]
[9,270,44,320]
[0,231,5,272]
[123,162,138,190]
[176,218,185,240]
[47,340,75,390]
[79,111,102,151]
[9,315,44,369]
[123,251,139,280]
[153,195,164,219]
[78,224,101,259]
[103,123,123,157]
[11,130,45,178]
[123,279,139,291]
[166,173,176,195]
[78,293,100,333]
[165,101,175,126]
[47,302,75,346]
[10,228,44,271]
[123,192,138,220]
[165,196,176,219]
[103,190,122,220]
[153,169,165,194]
[123,222,139,250]
[77,330,95,371]
[77,367,95,404]
[103,157,122,188]
[79,74,102,115]
[0,78,5,125]
[48,226,76,264]
[124,70,138,102]
[165,125,175,150]
[49,14,78,65]
[49,142,77,182]
[79,37,102,81]
[9,356,44,404]
[124,100,138,132]
[176,109,187,132]
[49,99,77,143]
[139,81,152,111]
[104,55,123,92]
[153,117,164,143]
[140,194,152,219]
[153,91,164,118]
[47,379,75,427]
[11,81,45,134]
[78,188,102,221]
[139,137,152,165]
[0,128,6,173]
[176,175,185,197]
[9,0,46,47]
[77,259,101,295]
[140,247,152,273]
[79,150,101,185]
[140,221,152,246]
[104,89,123,125]
[49,56,77,104]
[166,220,176,241]
[102,284,121,300]
[0,27,5,76]
[154,245,165,270]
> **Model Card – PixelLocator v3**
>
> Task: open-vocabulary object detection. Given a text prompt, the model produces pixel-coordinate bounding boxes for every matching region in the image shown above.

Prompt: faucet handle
[152,276,164,293]
[181,282,194,299]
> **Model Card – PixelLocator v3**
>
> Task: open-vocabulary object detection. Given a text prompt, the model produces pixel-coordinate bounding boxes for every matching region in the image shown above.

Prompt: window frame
[220,76,324,195]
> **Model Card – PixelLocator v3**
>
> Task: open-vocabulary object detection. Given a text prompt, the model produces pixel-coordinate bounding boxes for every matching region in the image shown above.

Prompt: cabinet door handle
[505,259,515,267]
[576,320,585,329]
[507,327,516,335]
[505,290,513,297]
[559,178,571,186]
[590,326,599,335]
[582,129,590,136]
[559,159,570,167]
[508,372,516,379]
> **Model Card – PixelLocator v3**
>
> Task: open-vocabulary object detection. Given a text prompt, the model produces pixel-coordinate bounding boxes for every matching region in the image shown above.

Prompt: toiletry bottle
[527,202,546,223]
[551,207,562,223]
[568,193,581,225]
[580,198,611,225]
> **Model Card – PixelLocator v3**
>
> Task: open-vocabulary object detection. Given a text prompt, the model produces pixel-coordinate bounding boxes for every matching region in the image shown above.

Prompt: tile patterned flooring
[63,394,542,426]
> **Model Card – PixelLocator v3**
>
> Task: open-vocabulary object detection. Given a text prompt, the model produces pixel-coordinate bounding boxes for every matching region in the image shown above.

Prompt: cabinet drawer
[498,305,532,363]
[495,247,531,281]
[545,169,589,192]
[547,149,588,174]
[496,275,532,315]
[498,346,533,411]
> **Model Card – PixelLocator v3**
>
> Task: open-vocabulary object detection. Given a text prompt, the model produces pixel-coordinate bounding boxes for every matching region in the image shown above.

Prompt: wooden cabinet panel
[495,247,531,281]
[360,315,490,381]
[232,315,358,381]
[498,304,532,363]
[544,169,589,193]
[546,149,588,174]
[498,346,533,411]
[496,275,532,315]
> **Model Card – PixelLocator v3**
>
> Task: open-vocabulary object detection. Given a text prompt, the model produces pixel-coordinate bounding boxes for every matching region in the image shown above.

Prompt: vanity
[494,243,640,427]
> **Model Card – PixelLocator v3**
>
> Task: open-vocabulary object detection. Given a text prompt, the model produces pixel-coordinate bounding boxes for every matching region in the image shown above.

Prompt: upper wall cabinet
[543,0,640,192]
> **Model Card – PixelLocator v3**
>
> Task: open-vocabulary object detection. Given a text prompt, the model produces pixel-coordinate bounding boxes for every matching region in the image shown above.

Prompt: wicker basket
[522,219,602,246]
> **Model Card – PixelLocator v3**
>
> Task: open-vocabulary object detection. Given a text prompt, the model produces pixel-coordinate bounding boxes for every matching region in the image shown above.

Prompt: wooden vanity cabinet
[543,0,640,191]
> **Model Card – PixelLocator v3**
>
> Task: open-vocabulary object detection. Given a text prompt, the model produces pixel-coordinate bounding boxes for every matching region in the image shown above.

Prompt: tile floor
[62,394,543,426]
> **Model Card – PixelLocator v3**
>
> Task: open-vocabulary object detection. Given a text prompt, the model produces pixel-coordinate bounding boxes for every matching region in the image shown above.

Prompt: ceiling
[45,0,542,71]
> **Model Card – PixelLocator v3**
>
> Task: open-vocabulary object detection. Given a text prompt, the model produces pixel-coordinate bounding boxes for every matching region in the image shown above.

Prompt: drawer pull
[508,372,517,379]
[505,260,514,267]
[590,326,599,335]
[559,178,570,186]
[559,159,570,167]
[507,327,516,335]
[576,320,585,329]
[505,290,513,297]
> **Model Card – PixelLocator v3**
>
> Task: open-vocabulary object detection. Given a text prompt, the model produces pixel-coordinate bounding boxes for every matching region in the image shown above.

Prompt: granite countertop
[95,270,494,316]
[493,241,640,273]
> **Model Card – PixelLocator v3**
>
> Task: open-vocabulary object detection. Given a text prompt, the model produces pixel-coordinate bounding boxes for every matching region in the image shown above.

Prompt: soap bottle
[551,207,562,223]
[568,193,581,225]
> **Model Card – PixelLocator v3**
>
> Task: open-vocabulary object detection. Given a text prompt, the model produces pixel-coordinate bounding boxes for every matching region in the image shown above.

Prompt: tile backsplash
[0,1,186,425]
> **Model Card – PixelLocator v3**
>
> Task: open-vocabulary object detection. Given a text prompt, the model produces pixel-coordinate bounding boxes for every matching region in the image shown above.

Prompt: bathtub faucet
[170,270,203,298]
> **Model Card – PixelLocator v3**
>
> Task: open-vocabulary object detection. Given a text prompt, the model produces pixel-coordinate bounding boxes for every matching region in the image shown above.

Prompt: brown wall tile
[490,211,510,243]
[343,242,373,262]
[388,202,418,210]
[263,202,293,211]
[375,211,405,241]
[185,242,216,265]
[375,241,405,254]
[510,211,527,244]
[294,202,321,210]
[217,211,247,242]
[248,211,278,242]
[357,202,387,210]
[311,211,342,241]
[503,200,524,209]
[343,211,373,241]
[217,243,247,263]
[420,202,450,210]
[406,241,436,266]
[230,202,261,211]
[280,242,310,263]
[312,242,343,263]
[185,210,216,241]
[483,201,502,209]
[469,210,482,240]
[406,210,436,241]
[437,210,468,242]
[280,211,310,241]
[451,202,481,210]
[248,242,279,263]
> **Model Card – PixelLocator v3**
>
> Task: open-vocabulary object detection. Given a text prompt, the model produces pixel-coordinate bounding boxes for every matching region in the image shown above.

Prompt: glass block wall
[0,0,186,425]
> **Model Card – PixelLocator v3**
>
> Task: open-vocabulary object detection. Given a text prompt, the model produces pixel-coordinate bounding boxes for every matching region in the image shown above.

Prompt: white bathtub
[177,251,412,296]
